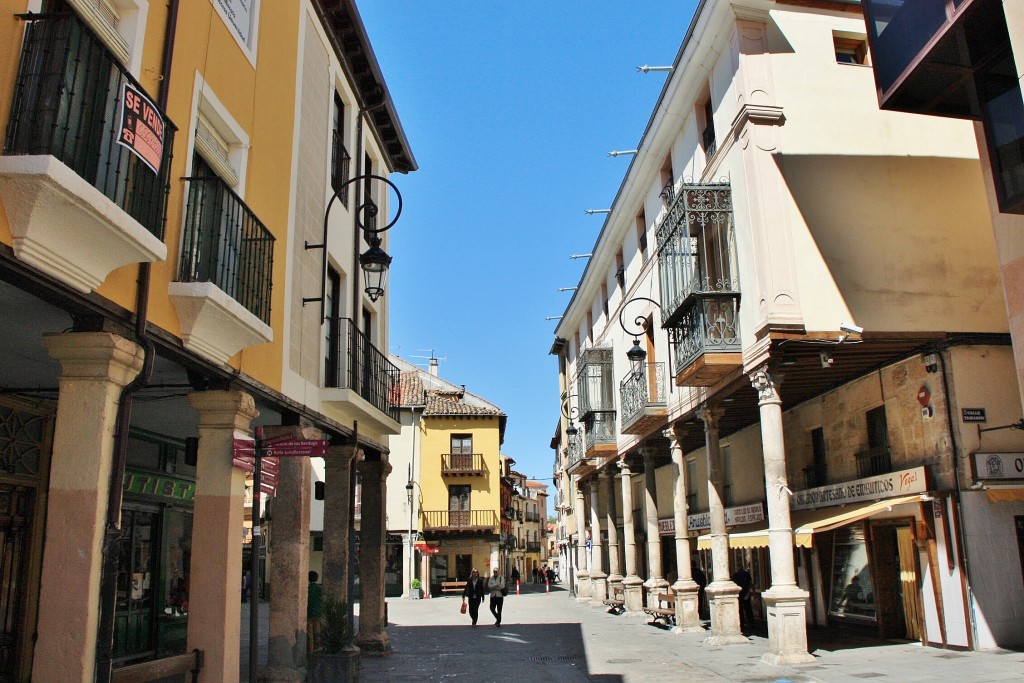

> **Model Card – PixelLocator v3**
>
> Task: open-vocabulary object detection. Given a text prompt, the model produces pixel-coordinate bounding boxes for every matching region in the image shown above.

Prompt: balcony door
[448,484,471,528]
[450,434,472,471]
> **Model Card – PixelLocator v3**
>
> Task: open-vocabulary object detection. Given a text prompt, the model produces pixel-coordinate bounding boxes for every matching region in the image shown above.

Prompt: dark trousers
[739,596,754,629]
[467,597,482,624]
[489,595,504,623]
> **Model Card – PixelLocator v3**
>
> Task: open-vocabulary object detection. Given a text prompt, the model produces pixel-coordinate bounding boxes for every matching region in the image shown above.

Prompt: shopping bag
[460,601,467,614]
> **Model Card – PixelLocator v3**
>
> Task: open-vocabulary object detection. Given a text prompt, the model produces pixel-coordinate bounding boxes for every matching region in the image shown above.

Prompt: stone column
[603,471,623,591]
[573,476,590,602]
[356,457,392,656]
[642,449,669,606]
[187,389,261,682]
[322,445,358,606]
[33,333,143,682]
[751,368,814,665]
[618,460,644,614]
[700,406,747,645]
[260,429,314,681]
[489,543,500,572]
[588,478,607,605]
[666,426,703,634]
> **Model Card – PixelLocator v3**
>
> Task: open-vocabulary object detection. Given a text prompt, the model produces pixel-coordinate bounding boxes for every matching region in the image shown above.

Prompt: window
[324,267,341,387]
[451,435,473,455]
[834,34,869,65]
[331,92,350,205]
[700,95,716,160]
[806,427,827,488]
[601,283,609,319]
[615,250,625,289]
[636,211,648,261]
[659,156,675,206]
[686,458,698,511]
[209,0,261,62]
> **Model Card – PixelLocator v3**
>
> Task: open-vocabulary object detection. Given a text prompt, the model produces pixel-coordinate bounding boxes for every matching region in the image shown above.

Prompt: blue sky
[357,2,698,482]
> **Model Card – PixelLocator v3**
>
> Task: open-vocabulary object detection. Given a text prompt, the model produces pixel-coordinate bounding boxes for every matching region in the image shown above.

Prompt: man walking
[487,567,506,626]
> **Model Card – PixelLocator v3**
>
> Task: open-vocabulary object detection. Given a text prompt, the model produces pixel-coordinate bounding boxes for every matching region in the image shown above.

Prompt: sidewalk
[361,585,1024,682]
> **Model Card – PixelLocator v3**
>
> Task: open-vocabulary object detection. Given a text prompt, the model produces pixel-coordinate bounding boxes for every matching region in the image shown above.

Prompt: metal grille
[4,12,175,239]
[669,295,741,371]
[323,317,399,422]
[0,406,46,477]
[584,411,616,451]
[0,485,34,678]
[331,129,351,205]
[575,348,615,415]
[855,446,893,478]
[619,362,666,429]
[179,176,275,324]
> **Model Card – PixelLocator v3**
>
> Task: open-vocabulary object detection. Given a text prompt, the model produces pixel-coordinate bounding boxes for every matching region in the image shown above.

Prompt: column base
[761,588,814,665]
[644,577,670,606]
[671,581,704,634]
[355,633,392,657]
[590,573,608,606]
[705,580,746,644]
[622,576,645,616]
[576,572,591,602]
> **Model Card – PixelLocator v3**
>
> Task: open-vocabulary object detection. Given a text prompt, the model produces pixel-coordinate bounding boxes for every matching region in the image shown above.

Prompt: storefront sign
[658,518,675,535]
[117,82,164,174]
[791,466,927,511]
[214,0,254,44]
[123,470,195,501]
[962,408,987,423]
[972,452,1024,482]
[687,502,766,532]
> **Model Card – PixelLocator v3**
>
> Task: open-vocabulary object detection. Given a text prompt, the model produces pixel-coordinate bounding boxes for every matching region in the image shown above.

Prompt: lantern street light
[561,393,580,437]
[619,296,660,373]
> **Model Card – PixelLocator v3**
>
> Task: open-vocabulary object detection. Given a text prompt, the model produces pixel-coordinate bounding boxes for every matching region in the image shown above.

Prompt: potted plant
[308,598,360,683]
[410,578,422,599]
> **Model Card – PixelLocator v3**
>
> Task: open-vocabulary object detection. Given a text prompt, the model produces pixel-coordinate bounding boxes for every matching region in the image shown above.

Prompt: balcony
[525,511,540,523]
[422,510,499,535]
[803,463,828,489]
[441,453,487,476]
[566,435,585,472]
[855,446,893,478]
[169,176,274,364]
[526,541,541,553]
[657,183,742,387]
[323,317,400,433]
[620,362,667,435]
[583,411,616,457]
[0,11,174,293]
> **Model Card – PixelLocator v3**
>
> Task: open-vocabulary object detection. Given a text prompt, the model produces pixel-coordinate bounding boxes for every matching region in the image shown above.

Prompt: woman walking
[462,569,486,626]
[487,567,506,627]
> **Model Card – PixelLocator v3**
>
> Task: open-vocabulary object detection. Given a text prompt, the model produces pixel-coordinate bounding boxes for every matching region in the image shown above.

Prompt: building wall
[419,415,501,518]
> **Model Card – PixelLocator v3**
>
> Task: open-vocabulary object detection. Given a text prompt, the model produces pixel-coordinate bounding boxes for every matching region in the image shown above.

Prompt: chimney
[429,357,438,376]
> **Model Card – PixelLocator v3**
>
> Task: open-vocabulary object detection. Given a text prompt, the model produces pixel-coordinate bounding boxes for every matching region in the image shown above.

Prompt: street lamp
[405,479,422,598]
[560,393,580,437]
[619,296,659,373]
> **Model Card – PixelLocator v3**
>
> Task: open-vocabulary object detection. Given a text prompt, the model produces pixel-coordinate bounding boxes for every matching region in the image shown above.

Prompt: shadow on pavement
[362,622,624,682]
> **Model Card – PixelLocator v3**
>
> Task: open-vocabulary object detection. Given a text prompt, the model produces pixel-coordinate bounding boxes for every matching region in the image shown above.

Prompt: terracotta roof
[396,371,425,406]
[424,391,505,417]
[525,481,548,490]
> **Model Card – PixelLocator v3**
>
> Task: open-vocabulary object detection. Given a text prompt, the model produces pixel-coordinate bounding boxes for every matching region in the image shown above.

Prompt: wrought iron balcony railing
[575,348,616,417]
[422,510,499,532]
[324,317,399,421]
[4,11,175,239]
[619,362,667,432]
[584,411,616,452]
[855,446,893,478]
[803,463,829,489]
[441,453,487,475]
[331,129,351,205]
[526,541,541,553]
[669,295,742,373]
[179,176,275,323]
[525,511,540,523]
[567,434,584,470]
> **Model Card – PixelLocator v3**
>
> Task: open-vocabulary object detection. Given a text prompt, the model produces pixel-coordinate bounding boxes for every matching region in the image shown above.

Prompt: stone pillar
[700,406,747,646]
[33,333,143,683]
[356,457,392,656]
[751,368,814,665]
[588,478,607,605]
[573,476,591,602]
[489,543,500,572]
[322,445,358,606]
[260,429,314,681]
[603,471,623,591]
[187,390,260,682]
[617,460,644,615]
[666,426,703,634]
[642,449,669,605]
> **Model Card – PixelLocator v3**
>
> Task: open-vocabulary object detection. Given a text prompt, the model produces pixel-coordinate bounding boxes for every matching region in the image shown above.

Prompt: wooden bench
[112,649,203,683]
[441,580,467,595]
[604,584,625,614]
[643,591,676,627]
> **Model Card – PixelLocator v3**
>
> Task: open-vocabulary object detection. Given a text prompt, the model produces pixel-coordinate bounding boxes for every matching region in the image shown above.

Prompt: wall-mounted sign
[686,502,766,532]
[791,466,927,511]
[123,469,195,502]
[117,82,164,174]
[972,452,1024,482]
[214,0,254,44]
[962,408,987,423]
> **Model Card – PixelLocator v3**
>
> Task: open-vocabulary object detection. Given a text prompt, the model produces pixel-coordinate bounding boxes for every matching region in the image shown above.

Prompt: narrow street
[355,585,1023,683]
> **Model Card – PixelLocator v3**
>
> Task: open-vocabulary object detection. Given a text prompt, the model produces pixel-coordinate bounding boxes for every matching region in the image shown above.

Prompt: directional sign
[233,438,256,456]
[264,439,329,457]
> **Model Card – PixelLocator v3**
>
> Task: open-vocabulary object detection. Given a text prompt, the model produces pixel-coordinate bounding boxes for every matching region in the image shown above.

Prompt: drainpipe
[94,2,180,680]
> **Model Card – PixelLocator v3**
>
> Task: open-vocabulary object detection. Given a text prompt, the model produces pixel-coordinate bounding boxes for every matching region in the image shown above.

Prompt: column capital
[588,477,600,492]
[358,457,393,479]
[598,469,612,481]
[44,331,144,387]
[616,458,632,477]
[325,443,361,465]
[188,389,259,431]
[697,405,725,431]
[750,364,783,405]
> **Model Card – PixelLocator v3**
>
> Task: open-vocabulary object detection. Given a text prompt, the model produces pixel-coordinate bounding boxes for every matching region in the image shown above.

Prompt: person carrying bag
[461,569,485,625]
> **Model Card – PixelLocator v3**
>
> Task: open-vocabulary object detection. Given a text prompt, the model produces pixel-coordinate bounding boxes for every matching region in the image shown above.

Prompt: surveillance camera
[839,323,863,335]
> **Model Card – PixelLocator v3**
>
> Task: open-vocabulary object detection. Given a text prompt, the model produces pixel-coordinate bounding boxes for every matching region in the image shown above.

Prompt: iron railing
[526,541,541,553]
[331,129,351,205]
[584,411,616,452]
[855,446,893,478]
[179,176,275,323]
[441,453,486,475]
[803,463,829,489]
[575,348,616,416]
[669,295,742,372]
[567,434,584,470]
[4,11,175,239]
[702,125,717,159]
[421,510,499,531]
[619,362,666,430]
[324,317,399,421]
[656,183,739,327]
[526,511,540,523]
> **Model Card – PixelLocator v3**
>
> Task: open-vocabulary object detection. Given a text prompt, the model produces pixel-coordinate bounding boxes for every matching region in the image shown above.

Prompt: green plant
[320,598,354,654]
[410,578,422,590]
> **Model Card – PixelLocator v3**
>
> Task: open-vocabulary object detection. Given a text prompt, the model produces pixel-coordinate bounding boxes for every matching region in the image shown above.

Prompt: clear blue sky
[357,2,698,483]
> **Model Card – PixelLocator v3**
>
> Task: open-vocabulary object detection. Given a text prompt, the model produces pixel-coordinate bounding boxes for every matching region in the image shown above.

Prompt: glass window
[450,435,472,454]
[829,523,877,621]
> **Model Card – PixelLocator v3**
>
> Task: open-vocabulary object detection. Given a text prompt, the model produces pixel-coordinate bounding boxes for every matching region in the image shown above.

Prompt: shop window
[829,523,877,621]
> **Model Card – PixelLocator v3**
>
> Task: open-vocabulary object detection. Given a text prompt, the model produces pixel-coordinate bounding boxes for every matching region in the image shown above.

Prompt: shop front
[114,432,195,666]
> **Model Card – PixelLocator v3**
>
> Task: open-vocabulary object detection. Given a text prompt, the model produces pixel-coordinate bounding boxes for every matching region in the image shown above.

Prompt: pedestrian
[532,566,539,584]
[241,570,250,603]
[510,566,520,586]
[307,571,323,653]
[487,566,506,626]
[546,567,555,584]
[691,558,707,619]
[732,566,754,631]
[461,569,486,626]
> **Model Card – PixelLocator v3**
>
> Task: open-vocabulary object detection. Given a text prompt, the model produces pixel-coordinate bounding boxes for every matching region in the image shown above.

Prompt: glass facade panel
[829,523,877,621]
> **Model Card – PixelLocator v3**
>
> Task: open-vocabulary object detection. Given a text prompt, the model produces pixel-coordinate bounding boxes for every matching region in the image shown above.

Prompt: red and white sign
[117,82,164,174]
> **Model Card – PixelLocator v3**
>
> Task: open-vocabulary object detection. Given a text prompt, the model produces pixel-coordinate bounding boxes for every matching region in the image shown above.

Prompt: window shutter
[194,115,239,187]
[68,0,130,64]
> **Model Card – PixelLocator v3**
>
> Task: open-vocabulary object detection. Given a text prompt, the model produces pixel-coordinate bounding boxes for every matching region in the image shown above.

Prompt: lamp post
[618,296,660,373]
[560,393,580,438]
[405,479,421,598]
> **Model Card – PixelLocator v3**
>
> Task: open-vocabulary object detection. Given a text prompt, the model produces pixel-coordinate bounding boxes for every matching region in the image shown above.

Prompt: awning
[696,495,923,550]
